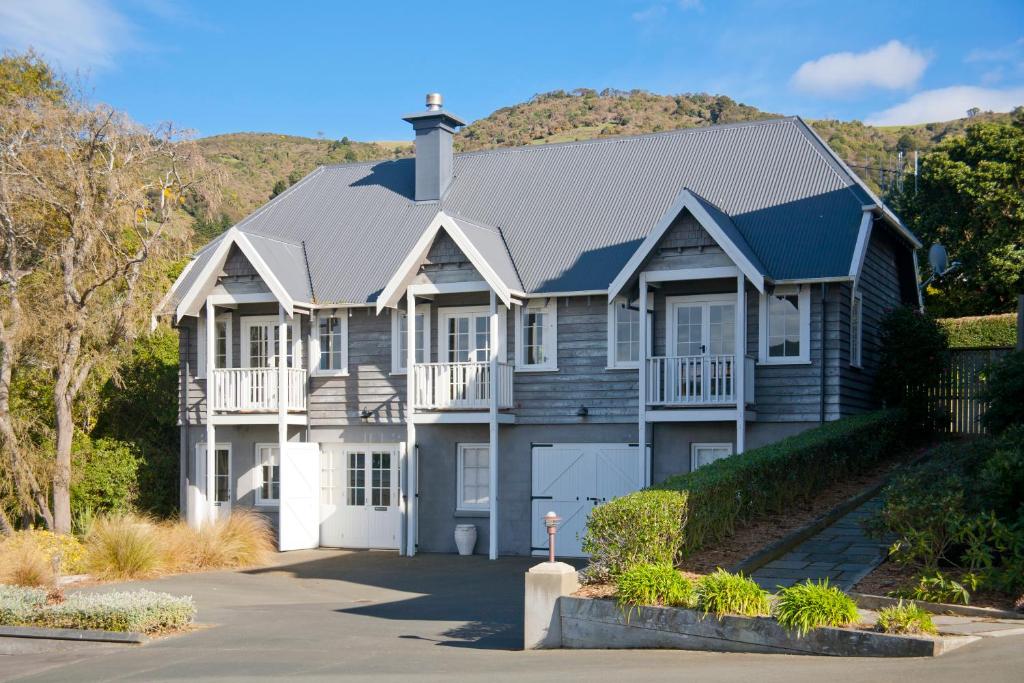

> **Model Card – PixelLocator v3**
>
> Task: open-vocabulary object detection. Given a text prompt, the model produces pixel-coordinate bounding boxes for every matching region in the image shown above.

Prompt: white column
[735,274,746,454]
[637,275,648,486]
[204,298,216,526]
[278,305,288,449]
[488,290,499,560]
[406,290,418,557]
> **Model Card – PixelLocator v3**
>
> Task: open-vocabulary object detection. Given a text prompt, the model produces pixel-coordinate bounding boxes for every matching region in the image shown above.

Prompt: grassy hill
[194,88,1013,229]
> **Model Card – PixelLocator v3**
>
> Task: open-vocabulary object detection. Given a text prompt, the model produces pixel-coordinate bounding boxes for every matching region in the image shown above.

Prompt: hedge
[938,314,1017,348]
[0,586,195,633]
[582,410,909,579]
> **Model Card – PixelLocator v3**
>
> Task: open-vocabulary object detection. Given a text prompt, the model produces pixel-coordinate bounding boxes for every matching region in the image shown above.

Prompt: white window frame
[607,294,653,370]
[254,443,280,507]
[196,442,232,505]
[456,443,490,513]
[240,315,302,369]
[758,285,811,365]
[309,310,349,377]
[665,293,738,358]
[391,304,431,374]
[850,289,863,368]
[437,305,506,363]
[197,313,233,378]
[514,298,558,372]
[690,442,733,471]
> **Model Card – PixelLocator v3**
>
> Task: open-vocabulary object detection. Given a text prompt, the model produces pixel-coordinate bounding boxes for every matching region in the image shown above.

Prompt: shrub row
[938,313,1017,348]
[583,410,909,579]
[0,585,195,633]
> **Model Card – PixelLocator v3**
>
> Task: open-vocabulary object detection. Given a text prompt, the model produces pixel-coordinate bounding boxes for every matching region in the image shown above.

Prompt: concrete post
[523,561,578,649]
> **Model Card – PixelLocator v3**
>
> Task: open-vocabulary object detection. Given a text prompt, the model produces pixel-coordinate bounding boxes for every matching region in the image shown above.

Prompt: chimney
[403,93,466,202]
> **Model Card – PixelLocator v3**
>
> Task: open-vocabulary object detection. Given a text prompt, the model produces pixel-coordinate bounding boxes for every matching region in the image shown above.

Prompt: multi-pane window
[371,452,391,507]
[762,286,809,364]
[214,447,230,504]
[457,444,490,511]
[850,290,863,368]
[255,445,280,505]
[215,320,230,369]
[691,443,733,471]
[346,451,365,506]
[446,315,490,362]
[319,316,344,371]
[609,296,650,368]
[517,300,557,370]
[320,454,335,505]
[392,307,428,373]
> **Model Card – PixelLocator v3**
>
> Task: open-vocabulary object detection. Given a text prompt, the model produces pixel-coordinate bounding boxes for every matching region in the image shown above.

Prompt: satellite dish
[928,244,948,275]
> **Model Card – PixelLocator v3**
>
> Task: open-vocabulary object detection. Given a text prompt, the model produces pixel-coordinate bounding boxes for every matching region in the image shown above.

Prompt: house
[161,94,922,558]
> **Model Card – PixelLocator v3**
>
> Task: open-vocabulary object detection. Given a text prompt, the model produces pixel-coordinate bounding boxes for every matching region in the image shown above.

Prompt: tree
[895,112,1024,316]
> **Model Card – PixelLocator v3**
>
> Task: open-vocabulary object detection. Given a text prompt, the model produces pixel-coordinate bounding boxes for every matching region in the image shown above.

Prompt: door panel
[320,445,400,549]
[278,442,320,552]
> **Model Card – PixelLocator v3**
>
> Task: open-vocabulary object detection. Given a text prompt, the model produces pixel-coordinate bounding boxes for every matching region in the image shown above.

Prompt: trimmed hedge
[939,313,1017,348]
[0,586,195,633]
[582,410,909,577]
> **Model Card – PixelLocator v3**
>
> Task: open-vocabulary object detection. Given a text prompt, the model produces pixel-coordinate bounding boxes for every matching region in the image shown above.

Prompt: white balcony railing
[210,367,307,413]
[646,354,753,406]
[412,361,513,410]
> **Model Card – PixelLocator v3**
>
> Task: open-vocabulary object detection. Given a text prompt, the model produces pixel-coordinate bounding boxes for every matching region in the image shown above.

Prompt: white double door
[666,295,737,400]
[320,445,400,549]
[531,444,642,557]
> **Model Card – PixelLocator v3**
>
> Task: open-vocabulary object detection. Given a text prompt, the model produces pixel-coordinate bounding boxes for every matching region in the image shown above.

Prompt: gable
[414,231,486,285]
[223,244,259,278]
[643,212,734,272]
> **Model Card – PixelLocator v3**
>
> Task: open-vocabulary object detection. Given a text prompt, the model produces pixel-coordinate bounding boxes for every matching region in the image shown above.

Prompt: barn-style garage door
[531,443,642,558]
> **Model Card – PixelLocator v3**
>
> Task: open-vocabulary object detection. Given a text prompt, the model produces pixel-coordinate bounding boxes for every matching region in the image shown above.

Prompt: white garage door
[531,443,643,558]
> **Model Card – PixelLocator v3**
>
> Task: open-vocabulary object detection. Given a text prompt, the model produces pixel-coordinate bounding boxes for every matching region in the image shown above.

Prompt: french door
[320,445,400,549]
[438,308,493,404]
[666,295,737,402]
[196,444,231,521]
[241,317,298,368]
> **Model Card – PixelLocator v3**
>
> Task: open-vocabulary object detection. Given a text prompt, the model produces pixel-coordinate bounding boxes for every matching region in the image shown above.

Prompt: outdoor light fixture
[360,409,373,419]
[576,405,589,417]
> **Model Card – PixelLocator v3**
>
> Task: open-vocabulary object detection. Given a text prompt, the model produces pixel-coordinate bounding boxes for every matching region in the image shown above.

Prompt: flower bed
[0,585,195,634]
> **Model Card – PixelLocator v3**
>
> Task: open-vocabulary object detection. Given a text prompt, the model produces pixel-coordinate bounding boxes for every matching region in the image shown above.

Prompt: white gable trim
[607,189,765,302]
[848,209,874,288]
[174,228,296,319]
[375,211,514,313]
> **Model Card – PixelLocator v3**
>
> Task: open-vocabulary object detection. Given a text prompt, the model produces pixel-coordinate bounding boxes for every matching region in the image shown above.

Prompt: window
[197,313,232,376]
[607,295,652,369]
[320,452,335,505]
[196,443,231,505]
[391,304,430,373]
[759,286,810,364]
[346,451,365,506]
[437,306,505,364]
[241,316,301,369]
[691,443,733,471]
[515,299,557,371]
[309,311,347,376]
[850,290,863,368]
[255,444,280,505]
[370,451,392,507]
[457,443,490,511]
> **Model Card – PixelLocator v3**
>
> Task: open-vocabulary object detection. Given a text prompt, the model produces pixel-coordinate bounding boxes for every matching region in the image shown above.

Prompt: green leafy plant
[894,572,973,606]
[773,579,860,636]
[980,351,1024,435]
[696,569,771,617]
[875,600,938,636]
[874,307,948,428]
[938,314,1017,348]
[615,563,697,614]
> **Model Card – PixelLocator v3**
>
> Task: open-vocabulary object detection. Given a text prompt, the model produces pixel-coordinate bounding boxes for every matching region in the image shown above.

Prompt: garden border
[852,593,1024,621]
[0,624,147,644]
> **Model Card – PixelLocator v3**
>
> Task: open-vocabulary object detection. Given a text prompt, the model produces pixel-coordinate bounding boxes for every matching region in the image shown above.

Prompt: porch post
[735,274,746,454]
[278,305,288,448]
[488,290,499,560]
[204,298,216,526]
[638,274,648,486]
[406,289,418,557]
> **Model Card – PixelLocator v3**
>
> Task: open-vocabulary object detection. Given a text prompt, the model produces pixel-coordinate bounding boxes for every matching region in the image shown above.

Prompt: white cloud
[791,40,928,97]
[965,38,1024,63]
[866,86,1024,125]
[0,0,132,70]
[632,4,668,22]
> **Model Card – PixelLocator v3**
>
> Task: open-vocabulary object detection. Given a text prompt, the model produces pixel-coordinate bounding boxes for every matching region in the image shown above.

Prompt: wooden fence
[929,347,1013,435]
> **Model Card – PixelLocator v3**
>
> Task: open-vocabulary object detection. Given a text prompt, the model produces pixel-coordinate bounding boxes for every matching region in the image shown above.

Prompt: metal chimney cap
[425,93,443,111]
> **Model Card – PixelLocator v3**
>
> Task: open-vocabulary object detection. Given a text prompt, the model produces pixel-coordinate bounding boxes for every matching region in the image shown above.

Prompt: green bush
[980,351,1024,435]
[696,569,771,617]
[0,585,194,633]
[615,563,697,612]
[582,490,687,582]
[875,307,948,427]
[583,411,910,575]
[939,314,1017,348]
[773,579,860,636]
[894,572,974,606]
[71,436,140,523]
[875,600,938,635]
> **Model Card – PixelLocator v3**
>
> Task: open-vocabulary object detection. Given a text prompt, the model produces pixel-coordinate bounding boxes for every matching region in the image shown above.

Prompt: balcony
[412,361,514,410]
[210,367,307,413]
[646,354,755,407]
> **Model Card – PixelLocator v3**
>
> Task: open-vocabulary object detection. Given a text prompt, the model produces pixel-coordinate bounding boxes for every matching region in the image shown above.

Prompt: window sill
[605,365,639,371]
[455,509,489,517]
[254,502,280,509]
[390,369,407,376]
[757,359,812,366]
[311,370,350,378]
[515,366,559,373]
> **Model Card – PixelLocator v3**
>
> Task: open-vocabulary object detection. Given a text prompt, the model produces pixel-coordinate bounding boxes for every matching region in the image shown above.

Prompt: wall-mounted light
[576,405,589,418]
[360,409,373,419]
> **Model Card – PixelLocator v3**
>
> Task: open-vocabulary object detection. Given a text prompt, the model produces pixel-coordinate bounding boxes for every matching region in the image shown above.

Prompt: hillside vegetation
[196,88,1013,224]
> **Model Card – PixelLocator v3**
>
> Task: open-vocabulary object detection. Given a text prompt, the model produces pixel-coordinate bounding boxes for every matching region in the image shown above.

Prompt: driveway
[4,549,1023,682]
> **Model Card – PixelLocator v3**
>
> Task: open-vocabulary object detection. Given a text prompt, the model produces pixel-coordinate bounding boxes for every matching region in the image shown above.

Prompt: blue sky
[2,0,1023,140]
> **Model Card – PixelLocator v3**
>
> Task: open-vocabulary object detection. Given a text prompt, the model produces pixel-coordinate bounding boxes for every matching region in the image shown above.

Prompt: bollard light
[544,511,561,563]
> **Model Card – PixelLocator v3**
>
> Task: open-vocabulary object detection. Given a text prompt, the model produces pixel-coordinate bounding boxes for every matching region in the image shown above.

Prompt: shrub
[0,541,55,587]
[582,490,687,582]
[939,314,1017,348]
[875,307,948,427]
[0,530,85,576]
[875,600,938,635]
[696,569,771,617]
[980,351,1024,435]
[0,585,194,633]
[894,572,973,606]
[161,511,275,572]
[773,579,860,636]
[71,436,140,523]
[84,513,163,580]
[615,563,697,612]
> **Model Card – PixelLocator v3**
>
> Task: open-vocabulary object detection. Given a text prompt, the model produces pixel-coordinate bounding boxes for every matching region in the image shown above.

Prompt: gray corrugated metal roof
[448,213,523,292]
[171,117,906,307]
[688,190,768,277]
[244,233,313,302]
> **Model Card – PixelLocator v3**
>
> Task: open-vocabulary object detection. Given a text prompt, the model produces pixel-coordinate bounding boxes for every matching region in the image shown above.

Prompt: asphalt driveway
[3,549,1023,682]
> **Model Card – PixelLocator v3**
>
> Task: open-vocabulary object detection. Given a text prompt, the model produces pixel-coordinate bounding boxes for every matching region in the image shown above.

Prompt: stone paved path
[751,496,893,592]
